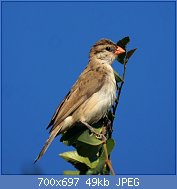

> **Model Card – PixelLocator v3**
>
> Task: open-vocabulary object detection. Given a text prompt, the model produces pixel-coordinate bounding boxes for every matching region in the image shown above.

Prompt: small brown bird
[35,39,125,162]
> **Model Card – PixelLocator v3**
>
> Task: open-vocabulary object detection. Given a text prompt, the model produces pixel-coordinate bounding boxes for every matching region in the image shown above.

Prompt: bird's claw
[96,133,107,142]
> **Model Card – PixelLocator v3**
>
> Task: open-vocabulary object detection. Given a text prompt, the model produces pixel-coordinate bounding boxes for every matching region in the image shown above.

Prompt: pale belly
[73,77,116,124]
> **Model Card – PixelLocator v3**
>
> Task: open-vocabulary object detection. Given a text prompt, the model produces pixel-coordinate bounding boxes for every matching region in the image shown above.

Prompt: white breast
[98,63,117,108]
[79,65,116,124]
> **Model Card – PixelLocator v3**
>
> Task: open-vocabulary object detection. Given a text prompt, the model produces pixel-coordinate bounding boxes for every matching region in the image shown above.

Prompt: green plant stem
[113,61,127,116]
[104,58,128,175]
[103,142,115,175]
[101,126,115,175]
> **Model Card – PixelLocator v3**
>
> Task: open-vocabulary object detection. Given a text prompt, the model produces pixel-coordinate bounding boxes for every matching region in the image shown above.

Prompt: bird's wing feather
[47,65,106,132]
[46,91,70,130]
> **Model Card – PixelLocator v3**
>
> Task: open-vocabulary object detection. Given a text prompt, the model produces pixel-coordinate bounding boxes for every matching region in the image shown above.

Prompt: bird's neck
[89,56,114,66]
[88,58,114,75]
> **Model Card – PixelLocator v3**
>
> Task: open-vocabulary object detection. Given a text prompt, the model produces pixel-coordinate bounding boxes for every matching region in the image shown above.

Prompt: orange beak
[114,46,125,55]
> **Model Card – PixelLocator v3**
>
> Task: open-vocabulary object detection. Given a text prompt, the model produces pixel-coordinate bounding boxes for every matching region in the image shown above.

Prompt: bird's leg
[80,121,107,141]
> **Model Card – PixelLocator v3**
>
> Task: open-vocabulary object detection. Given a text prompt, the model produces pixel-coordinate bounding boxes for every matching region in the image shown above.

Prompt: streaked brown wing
[47,65,106,132]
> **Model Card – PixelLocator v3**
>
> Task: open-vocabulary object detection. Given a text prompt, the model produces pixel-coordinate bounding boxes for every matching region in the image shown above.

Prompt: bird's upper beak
[114,46,126,55]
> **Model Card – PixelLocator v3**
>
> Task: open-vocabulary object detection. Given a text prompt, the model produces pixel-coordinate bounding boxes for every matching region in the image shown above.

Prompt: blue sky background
[1,1,176,174]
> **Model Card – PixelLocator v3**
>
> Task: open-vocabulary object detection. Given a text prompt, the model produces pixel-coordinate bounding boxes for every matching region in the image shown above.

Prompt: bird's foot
[80,121,107,142]
[96,133,107,142]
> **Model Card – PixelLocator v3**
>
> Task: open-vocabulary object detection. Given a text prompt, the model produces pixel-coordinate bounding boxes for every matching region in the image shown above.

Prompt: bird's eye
[106,46,111,51]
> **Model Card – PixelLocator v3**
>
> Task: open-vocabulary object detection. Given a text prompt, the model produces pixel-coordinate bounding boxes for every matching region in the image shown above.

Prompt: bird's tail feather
[34,125,62,163]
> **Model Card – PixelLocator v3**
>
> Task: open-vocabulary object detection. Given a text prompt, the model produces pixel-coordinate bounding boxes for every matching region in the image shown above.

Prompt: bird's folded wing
[47,65,106,132]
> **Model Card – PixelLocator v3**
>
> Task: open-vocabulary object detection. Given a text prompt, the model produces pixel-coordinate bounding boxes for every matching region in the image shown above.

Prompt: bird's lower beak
[114,46,126,55]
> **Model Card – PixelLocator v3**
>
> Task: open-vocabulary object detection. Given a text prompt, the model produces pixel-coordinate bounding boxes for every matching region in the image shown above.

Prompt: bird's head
[89,39,125,65]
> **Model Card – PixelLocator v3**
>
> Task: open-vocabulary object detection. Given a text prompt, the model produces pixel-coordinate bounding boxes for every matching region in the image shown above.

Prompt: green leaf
[59,151,99,169]
[77,130,103,146]
[75,141,101,161]
[75,127,103,161]
[106,138,115,154]
[86,139,115,175]
[117,53,126,64]
[60,121,104,146]
[116,36,130,49]
[60,123,86,146]
[86,154,105,175]
[116,36,130,64]
[114,70,124,83]
[126,48,137,61]
[64,170,80,175]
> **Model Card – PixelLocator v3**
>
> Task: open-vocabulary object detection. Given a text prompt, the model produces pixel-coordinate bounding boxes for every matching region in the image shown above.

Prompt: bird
[34,38,125,163]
